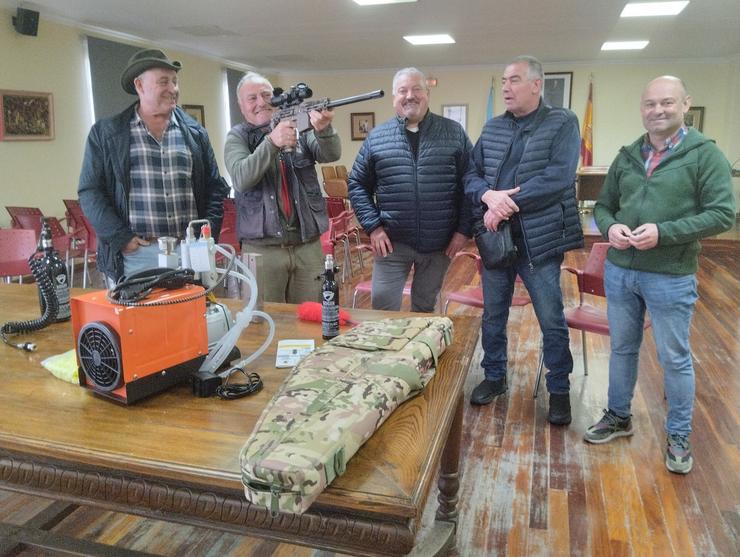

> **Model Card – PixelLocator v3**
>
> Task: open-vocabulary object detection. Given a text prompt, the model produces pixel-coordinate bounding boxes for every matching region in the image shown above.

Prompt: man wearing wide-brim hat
[78,48,228,283]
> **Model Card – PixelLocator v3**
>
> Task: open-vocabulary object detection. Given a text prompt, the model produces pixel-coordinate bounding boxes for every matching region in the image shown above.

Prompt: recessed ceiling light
[403,34,455,45]
[601,40,650,50]
[353,0,417,5]
[621,1,689,17]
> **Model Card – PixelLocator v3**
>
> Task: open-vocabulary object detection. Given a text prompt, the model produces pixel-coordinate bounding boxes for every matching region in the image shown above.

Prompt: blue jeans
[604,261,698,436]
[480,253,572,394]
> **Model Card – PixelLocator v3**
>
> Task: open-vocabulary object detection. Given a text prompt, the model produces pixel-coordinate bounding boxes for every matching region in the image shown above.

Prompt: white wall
[279,60,739,170]
[1,8,738,227]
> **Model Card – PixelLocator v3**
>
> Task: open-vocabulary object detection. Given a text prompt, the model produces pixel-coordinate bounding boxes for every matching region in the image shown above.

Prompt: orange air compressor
[71,285,208,404]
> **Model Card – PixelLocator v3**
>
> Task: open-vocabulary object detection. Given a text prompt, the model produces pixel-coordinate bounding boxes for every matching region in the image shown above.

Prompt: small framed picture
[684,106,704,132]
[442,104,468,132]
[351,112,375,141]
[0,90,54,141]
[182,104,205,127]
[543,72,573,109]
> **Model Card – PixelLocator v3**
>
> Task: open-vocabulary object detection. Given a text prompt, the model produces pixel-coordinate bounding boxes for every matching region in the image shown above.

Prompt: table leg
[436,392,463,523]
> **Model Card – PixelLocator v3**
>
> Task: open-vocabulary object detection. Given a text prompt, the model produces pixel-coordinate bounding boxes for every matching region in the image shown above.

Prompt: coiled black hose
[1,255,59,350]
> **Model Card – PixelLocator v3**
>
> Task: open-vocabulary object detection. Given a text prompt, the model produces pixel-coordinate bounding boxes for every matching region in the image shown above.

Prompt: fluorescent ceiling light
[353,0,417,5]
[621,2,689,17]
[403,34,455,45]
[601,40,650,50]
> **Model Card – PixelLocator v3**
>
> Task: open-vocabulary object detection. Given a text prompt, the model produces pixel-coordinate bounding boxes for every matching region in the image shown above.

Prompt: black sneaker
[470,378,507,405]
[583,409,634,444]
[548,393,571,425]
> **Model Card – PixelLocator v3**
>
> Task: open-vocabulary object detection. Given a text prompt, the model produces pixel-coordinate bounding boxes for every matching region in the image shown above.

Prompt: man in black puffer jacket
[349,67,472,312]
[464,56,582,425]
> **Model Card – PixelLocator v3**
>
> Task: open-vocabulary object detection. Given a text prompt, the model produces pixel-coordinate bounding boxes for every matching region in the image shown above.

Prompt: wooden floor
[1,230,738,556]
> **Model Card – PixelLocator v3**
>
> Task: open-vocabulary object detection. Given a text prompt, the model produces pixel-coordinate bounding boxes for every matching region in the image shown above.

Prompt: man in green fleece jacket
[584,76,735,474]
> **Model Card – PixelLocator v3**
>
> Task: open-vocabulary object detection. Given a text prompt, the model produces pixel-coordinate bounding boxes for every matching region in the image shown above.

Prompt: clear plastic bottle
[321,254,339,340]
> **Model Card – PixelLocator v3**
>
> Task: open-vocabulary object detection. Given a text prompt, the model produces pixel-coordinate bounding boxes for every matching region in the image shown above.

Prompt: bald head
[643,75,689,101]
[640,75,692,144]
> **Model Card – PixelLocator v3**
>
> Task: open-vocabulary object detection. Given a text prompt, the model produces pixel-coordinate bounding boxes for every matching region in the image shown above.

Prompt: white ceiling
[4,0,740,72]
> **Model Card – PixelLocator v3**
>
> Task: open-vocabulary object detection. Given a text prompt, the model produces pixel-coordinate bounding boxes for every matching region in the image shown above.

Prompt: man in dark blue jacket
[349,67,472,312]
[464,56,582,424]
[78,49,228,283]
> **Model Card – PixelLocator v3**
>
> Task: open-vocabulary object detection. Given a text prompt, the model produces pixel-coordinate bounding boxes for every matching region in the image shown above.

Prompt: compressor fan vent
[78,322,122,391]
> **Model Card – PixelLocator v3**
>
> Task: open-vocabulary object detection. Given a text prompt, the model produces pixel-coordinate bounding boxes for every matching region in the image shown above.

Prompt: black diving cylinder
[37,218,71,322]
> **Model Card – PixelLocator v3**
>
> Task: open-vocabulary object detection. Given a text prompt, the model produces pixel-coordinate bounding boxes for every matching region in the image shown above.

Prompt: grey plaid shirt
[128,109,197,239]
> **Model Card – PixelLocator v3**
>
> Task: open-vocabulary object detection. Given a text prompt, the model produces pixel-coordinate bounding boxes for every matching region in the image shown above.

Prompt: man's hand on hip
[369,227,393,257]
[122,236,150,254]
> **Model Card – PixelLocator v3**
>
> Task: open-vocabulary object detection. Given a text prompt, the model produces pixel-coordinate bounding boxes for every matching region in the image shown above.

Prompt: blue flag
[485,77,495,121]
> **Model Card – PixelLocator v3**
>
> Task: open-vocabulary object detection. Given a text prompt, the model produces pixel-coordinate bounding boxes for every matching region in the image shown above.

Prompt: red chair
[352,275,412,309]
[532,242,652,397]
[219,197,240,256]
[6,206,82,282]
[0,229,37,283]
[443,251,531,314]
[62,200,98,288]
[326,197,346,218]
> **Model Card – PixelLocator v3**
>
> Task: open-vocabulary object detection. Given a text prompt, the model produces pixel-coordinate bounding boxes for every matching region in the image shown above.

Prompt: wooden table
[0,285,480,556]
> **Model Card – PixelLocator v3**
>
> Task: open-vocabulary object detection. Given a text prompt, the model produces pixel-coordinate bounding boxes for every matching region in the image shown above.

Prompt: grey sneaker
[583,409,634,444]
[665,433,693,474]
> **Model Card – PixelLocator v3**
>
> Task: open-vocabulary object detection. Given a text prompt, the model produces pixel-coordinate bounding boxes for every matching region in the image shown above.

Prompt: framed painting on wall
[351,112,375,141]
[543,73,573,109]
[182,104,206,127]
[684,106,704,132]
[0,90,54,140]
[442,104,468,132]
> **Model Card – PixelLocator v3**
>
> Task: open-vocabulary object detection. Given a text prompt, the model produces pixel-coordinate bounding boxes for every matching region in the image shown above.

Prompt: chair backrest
[5,207,44,236]
[63,200,97,252]
[0,228,37,277]
[326,197,346,218]
[335,165,348,180]
[581,242,610,297]
[223,197,236,214]
[324,178,348,198]
[219,204,239,252]
[6,206,44,235]
[321,166,337,182]
[327,212,348,242]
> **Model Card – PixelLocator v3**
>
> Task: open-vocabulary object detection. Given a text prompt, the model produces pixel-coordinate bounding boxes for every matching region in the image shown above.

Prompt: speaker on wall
[12,7,39,36]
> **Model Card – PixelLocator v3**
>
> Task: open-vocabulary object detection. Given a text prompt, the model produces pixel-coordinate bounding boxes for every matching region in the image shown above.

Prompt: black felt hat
[121,49,182,95]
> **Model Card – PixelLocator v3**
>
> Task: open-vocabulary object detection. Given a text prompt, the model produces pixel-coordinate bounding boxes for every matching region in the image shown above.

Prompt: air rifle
[270,83,384,150]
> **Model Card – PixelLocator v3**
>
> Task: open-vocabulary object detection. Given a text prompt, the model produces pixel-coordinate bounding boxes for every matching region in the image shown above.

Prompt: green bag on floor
[239,316,453,516]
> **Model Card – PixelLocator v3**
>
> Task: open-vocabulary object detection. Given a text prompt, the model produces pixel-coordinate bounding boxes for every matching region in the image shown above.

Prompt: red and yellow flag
[580,81,593,167]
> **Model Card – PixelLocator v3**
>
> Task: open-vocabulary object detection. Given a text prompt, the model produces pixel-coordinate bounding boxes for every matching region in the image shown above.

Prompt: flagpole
[580,75,594,168]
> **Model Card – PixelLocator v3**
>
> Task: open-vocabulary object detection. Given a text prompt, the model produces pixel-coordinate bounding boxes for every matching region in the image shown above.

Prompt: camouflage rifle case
[239,316,453,516]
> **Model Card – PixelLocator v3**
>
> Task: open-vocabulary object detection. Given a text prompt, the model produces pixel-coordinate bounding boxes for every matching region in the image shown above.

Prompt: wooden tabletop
[0,285,480,556]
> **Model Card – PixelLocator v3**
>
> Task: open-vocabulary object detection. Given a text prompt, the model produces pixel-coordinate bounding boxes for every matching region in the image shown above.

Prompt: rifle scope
[270,83,313,108]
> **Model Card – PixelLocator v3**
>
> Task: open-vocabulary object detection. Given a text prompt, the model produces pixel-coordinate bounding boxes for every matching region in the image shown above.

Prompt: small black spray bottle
[321,254,340,340]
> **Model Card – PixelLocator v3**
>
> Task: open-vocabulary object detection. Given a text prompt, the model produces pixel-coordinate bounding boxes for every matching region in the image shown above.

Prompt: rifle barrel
[326,89,384,109]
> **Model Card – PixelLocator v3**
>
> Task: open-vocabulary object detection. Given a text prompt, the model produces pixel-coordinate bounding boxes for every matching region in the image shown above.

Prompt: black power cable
[216,367,263,400]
